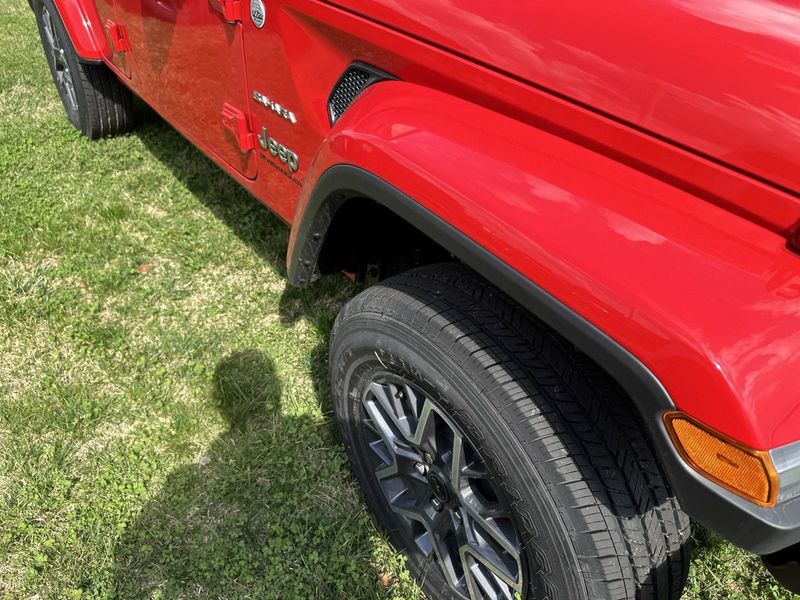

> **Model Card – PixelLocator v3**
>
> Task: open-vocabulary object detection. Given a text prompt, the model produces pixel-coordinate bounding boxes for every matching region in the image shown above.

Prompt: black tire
[330,263,691,600]
[34,0,133,138]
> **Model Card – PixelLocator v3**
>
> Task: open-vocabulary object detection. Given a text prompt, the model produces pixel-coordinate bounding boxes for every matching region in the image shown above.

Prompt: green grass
[0,2,796,598]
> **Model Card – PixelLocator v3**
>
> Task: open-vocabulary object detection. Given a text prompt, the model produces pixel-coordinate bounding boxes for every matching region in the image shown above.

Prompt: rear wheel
[330,264,691,599]
[34,0,134,138]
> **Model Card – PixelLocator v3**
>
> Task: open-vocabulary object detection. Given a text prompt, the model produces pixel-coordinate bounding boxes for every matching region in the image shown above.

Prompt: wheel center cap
[428,473,451,503]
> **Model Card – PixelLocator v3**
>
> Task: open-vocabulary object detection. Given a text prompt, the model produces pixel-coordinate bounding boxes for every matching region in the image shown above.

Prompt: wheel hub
[428,472,451,504]
[359,374,524,599]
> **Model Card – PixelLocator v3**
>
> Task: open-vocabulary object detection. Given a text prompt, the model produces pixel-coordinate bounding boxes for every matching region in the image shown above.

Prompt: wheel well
[313,196,659,445]
[310,194,673,486]
[316,197,453,282]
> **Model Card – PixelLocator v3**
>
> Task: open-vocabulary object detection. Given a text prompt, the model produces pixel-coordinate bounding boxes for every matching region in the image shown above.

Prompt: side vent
[328,63,394,125]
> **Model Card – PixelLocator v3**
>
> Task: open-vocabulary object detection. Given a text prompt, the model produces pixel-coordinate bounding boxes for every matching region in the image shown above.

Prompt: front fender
[292,79,800,450]
[288,82,800,552]
[44,0,110,62]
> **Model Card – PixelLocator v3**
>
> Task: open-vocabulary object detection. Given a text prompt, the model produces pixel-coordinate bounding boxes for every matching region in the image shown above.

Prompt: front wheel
[330,264,691,599]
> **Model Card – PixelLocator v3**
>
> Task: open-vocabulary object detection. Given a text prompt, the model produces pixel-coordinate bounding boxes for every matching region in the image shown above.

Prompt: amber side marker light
[663,411,778,507]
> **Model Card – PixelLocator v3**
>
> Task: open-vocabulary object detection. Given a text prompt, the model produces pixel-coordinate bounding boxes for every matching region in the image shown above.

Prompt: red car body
[48,0,800,572]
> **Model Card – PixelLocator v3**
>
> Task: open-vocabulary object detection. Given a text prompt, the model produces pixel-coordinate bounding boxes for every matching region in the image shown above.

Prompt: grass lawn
[0,2,795,599]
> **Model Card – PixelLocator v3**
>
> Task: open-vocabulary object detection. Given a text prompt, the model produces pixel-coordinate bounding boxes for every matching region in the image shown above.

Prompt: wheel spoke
[363,397,401,472]
[362,414,381,436]
[413,398,436,447]
[404,384,421,419]
[44,9,63,67]
[387,496,427,526]
[50,43,59,69]
[463,509,523,596]
[43,24,58,67]
[463,503,520,563]
[62,69,78,110]
[369,381,419,442]
[42,10,56,50]
[462,551,517,600]
[47,12,59,49]
[359,375,524,600]
[467,564,501,600]
[451,431,465,491]
[43,23,55,50]
[431,535,463,589]
[462,461,489,480]
[367,437,392,466]
[462,537,519,588]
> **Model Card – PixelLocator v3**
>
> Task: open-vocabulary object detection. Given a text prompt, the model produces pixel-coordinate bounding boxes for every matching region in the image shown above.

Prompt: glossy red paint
[81,0,800,450]
[93,0,132,77]
[128,0,257,177]
[90,0,800,233]
[263,0,800,236]
[295,82,800,451]
[330,0,800,201]
[51,0,110,61]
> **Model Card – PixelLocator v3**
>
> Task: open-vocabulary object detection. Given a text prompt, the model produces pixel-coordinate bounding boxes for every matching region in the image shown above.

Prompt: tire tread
[334,263,690,599]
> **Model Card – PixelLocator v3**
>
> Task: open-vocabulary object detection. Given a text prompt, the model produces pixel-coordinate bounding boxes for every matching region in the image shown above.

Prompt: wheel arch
[289,163,676,425]
[291,163,800,555]
[287,163,682,475]
[287,80,800,553]
[33,0,110,63]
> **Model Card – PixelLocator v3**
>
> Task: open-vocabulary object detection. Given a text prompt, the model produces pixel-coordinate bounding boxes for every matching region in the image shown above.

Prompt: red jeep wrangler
[32,0,800,598]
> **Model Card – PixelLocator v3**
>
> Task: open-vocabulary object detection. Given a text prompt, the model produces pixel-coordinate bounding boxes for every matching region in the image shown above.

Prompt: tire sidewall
[34,0,87,132]
[331,311,590,600]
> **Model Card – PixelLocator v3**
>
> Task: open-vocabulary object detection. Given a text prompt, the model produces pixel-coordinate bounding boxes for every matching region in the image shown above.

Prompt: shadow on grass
[113,350,388,598]
[128,102,287,279]
[120,105,698,599]
[134,98,358,397]
[132,99,356,381]
[113,108,387,598]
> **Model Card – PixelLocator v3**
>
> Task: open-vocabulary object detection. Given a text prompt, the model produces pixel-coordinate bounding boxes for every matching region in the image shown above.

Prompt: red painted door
[238,0,324,220]
[92,0,131,77]
[110,0,257,179]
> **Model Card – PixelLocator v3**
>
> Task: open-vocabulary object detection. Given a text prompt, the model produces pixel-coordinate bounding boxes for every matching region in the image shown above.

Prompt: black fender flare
[287,164,800,555]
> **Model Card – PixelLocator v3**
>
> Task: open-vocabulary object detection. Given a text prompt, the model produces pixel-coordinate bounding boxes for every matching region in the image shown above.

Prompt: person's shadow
[112,350,396,599]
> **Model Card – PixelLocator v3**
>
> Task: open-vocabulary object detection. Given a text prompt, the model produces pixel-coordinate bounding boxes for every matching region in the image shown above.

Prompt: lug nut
[423,452,434,465]
[414,462,428,476]
[431,498,444,512]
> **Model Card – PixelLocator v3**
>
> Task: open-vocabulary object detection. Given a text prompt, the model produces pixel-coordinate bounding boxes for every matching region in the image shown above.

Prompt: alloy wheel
[359,374,524,599]
[41,6,78,112]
